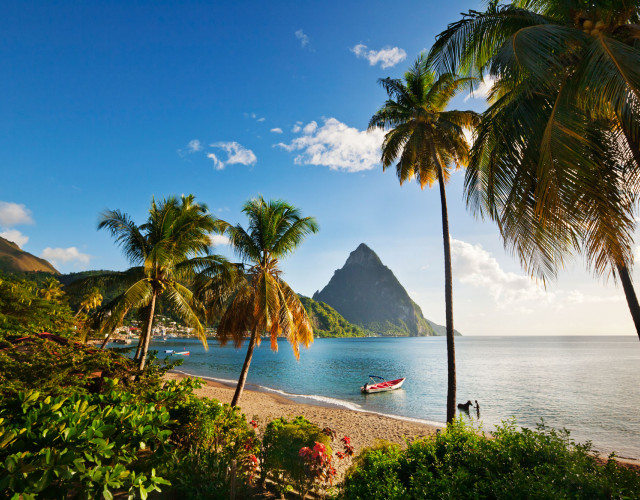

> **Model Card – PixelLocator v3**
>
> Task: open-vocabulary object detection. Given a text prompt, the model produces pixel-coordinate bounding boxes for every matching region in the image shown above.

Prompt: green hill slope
[299,295,370,338]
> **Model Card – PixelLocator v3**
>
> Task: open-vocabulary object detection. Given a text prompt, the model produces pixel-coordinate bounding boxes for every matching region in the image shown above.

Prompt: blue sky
[1,1,635,335]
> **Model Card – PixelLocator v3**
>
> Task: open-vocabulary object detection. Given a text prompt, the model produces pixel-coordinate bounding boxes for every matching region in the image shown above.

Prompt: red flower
[249,420,258,428]
[313,442,326,454]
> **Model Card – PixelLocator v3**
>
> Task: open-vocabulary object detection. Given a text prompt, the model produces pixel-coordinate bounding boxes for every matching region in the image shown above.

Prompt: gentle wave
[171,369,444,428]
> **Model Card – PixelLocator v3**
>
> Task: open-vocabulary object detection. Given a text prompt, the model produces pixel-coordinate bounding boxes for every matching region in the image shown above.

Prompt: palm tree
[97,194,231,370]
[428,0,640,339]
[368,55,479,423]
[74,287,103,318]
[211,196,318,407]
[39,277,65,302]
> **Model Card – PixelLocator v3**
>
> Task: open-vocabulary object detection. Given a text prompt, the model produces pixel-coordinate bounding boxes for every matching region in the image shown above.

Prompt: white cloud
[208,142,257,170]
[451,238,624,311]
[246,112,266,122]
[0,229,29,248]
[276,118,384,172]
[270,128,283,134]
[351,44,407,69]
[187,139,202,152]
[451,239,546,307]
[210,234,230,247]
[295,29,309,48]
[41,247,91,266]
[0,201,33,227]
[464,76,496,102]
[292,122,303,133]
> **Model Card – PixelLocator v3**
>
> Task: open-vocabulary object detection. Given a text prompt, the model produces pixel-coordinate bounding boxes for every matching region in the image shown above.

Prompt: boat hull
[361,377,405,394]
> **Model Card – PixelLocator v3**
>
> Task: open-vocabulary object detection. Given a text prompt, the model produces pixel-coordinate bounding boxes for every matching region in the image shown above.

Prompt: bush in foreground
[166,396,260,499]
[261,416,333,498]
[0,380,173,499]
[343,419,640,500]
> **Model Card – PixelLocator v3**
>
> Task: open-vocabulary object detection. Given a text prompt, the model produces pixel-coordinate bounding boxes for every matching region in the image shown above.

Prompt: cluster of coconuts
[582,19,607,36]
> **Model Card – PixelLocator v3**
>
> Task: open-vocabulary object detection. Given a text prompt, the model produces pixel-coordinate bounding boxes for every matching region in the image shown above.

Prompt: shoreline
[164,370,640,471]
[164,371,441,459]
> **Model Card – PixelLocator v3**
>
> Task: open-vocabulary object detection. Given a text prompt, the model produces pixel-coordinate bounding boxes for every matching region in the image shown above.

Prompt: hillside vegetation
[299,296,370,338]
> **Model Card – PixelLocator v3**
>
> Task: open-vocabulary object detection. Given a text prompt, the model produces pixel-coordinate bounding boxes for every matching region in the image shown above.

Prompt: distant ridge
[426,319,462,337]
[0,236,58,274]
[313,243,438,337]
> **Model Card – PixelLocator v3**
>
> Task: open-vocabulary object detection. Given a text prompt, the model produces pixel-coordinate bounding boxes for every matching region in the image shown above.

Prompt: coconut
[595,20,605,29]
[583,19,593,29]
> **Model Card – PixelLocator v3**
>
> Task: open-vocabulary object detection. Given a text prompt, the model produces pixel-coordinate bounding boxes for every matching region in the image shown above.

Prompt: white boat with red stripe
[361,375,406,394]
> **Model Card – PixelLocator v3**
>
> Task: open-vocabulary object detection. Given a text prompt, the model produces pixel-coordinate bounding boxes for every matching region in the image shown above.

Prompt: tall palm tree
[428,0,640,339]
[211,196,318,407]
[97,194,231,370]
[368,55,479,423]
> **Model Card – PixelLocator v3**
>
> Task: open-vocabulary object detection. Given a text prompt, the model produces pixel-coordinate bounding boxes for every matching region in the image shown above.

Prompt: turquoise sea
[149,336,640,459]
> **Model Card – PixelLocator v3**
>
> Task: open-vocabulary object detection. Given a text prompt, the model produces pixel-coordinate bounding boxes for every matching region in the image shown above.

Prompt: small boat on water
[164,349,174,354]
[173,351,190,356]
[361,375,406,394]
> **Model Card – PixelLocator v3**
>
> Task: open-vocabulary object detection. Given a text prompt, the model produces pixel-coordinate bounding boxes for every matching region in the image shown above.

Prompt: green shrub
[0,379,173,499]
[166,395,259,499]
[343,419,640,500]
[0,274,75,336]
[0,331,184,399]
[261,416,332,497]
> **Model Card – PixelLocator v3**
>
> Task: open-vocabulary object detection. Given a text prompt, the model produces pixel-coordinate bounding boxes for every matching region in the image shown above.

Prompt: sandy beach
[164,371,440,456]
[164,371,640,474]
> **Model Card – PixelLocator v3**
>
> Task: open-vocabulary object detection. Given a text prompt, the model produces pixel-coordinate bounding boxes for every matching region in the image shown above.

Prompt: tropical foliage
[0,273,74,335]
[369,54,479,422]
[343,419,640,499]
[0,328,259,499]
[208,196,318,406]
[96,194,232,369]
[0,382,173,499]
[75,287,103,318]
[298,296,370,338]
[260,416,333,498]
[427,0,640,338]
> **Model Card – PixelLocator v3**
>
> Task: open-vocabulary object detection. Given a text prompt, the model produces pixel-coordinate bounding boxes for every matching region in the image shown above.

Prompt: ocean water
[151,336,640,459]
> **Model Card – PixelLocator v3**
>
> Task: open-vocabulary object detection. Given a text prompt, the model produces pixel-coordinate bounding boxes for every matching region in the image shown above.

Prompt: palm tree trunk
[100,330,113,349]
[435,156,456,424]
[616,263,640,340]
[138,292,158,371]
[231,328,258,407]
